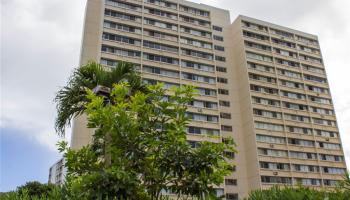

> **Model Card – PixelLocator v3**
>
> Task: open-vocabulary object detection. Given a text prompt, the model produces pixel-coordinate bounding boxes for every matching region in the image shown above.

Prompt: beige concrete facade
[71,1,347,199]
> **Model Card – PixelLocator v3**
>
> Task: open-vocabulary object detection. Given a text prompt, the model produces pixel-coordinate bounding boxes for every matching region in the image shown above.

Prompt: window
[226,193,238,200]
[304,74,327,83]
[287,126,312,135]
[218,89,229,95]
[294,178,321,186]
[274,48,297,58]
[298,45,320,54]
[182,73,216,84]
[243,30,269,41]
[188,100,218,109]
[182,49,213,60]
[258,148,287,157]
[256,135,285,144]
[105,0,142,11]
[101,45,141,57]
[186,113,218,122]
[250,85,279,95]
[215,56,226,62]
[180,5,209,17]
[271,38,296,48]
[281,91,306,100]
[323,180,338,186]
[307,85,328,94]
[261,176,292,185]
[145,7,177,20]
[212,25,223,32]
[308,96,332,104]
[219,100,230,107]
[181,26,211,38]
[225,179,237,186]
[217,77,228,84]
[221,125,232,131]
[296,35,319,46]
[242,21,268,32]
[278,69,301,79]
[143,41,178,53]
[180,15,210,27]
[319,154,343,162]
[144,29,178,42]
[213,35,224,41]
[144,18,178,31]
[318,142,341,150]
[143,66,179,78]
[216,66,227,73]
[255,122,284,131]
[289,151,317,160]
[275,58,300,68]
[144,0,177,10]
[322,167,345,174]
[282,102,308,111]
[214,45,225,51]
[249,73,276,83]
[279,80,304,89]
[245,41,271,51]
[270,28,293,38]
[288,138,315,147]
[104,9,141,22]
[104,21,142,34]
[220,112,231,119]
[260,162,290,170]
[284,114,310,123]
[102,33,141,46]
[181,60,214,72]
[313,118,336,127]
[247,62,275,73]
[143,53,179,65]
[252,97,280,107]
[253,109,282,119]
[314,130,337,138]
[302,64,324,74]
[246,52,272,62]
[187,126,220,136]
[180,37,212,49]
[293,164,319,173]
[197,87,217,96]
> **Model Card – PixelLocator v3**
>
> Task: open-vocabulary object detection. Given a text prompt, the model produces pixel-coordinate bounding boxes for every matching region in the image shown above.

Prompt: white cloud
[1,0,349,169]
[1,0,85,150]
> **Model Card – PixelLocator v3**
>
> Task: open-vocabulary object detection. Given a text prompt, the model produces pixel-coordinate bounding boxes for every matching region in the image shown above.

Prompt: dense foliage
[1,182,62,200]
[245,185,350,200]
[57,82,236,199]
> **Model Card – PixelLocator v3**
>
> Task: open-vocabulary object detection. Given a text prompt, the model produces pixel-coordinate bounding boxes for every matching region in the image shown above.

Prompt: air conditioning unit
[197,108,203,113]
[325,138,330,141]
[273,172,278,176]
[270,144,274,148]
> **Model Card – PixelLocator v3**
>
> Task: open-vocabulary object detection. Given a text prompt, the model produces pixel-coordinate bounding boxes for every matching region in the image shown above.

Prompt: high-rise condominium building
[68,0,347,199]
[48,158,66,185]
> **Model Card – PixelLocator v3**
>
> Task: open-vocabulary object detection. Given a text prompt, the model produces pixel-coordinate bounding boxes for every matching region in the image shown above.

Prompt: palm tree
[54,61,146,136]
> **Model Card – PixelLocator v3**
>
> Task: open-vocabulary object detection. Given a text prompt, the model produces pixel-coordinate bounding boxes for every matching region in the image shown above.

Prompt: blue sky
[1,127,60,192]
[1,0,350,192]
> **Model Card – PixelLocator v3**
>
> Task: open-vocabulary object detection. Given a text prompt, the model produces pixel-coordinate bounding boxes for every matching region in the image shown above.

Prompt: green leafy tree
[0,182,62,200]
[54,61,146,136]
[57,82,236,199]
[17,181,55,198]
